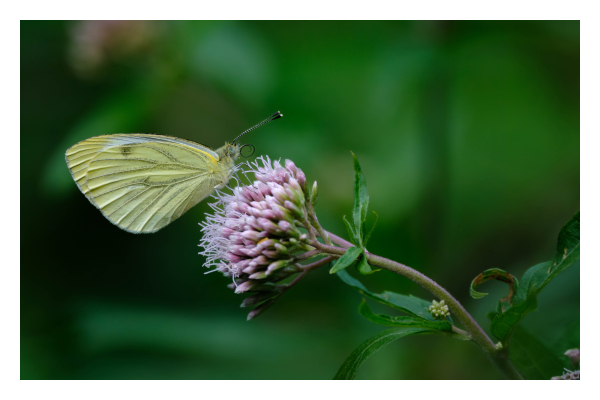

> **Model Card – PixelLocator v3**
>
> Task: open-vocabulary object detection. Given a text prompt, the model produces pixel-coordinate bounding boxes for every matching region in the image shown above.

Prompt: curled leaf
[470,268,518,305]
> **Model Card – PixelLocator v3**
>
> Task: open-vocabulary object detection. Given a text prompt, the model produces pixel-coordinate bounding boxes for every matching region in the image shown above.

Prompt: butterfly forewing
[65,134,223,233]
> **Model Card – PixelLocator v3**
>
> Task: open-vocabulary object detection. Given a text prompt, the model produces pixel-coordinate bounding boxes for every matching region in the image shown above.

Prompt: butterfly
[65,111,282,233]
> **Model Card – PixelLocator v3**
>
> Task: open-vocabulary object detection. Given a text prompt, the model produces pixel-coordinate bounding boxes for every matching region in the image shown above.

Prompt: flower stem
[311,231,523,380]
[294,249,321,261]
[297,255,336,272]
[306,202,333,245]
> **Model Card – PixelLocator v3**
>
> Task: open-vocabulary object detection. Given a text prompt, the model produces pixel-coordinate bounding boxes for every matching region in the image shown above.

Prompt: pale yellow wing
[65,134,222,233]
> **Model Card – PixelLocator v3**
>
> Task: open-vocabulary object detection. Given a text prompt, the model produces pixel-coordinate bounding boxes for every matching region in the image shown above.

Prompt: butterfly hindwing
[66,134,222,233]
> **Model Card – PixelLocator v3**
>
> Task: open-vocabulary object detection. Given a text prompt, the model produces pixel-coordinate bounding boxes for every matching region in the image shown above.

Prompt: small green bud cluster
[428,300,450,319]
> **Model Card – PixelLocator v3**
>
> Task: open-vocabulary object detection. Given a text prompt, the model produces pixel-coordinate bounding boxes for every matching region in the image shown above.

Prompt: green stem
[306,202,333,245]
[312,231,523,380]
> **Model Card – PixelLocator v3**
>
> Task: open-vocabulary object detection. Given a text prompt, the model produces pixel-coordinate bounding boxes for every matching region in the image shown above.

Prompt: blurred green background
[21,21,579,379]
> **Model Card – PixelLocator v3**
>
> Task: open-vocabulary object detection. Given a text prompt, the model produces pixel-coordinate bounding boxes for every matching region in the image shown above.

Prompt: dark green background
[21,21,579,379]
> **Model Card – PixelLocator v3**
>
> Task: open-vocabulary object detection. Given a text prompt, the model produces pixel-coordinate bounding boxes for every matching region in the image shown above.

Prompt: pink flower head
[199,156,313,319]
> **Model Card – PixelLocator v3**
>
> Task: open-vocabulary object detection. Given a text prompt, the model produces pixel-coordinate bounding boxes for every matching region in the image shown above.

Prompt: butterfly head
[219,143,255,160]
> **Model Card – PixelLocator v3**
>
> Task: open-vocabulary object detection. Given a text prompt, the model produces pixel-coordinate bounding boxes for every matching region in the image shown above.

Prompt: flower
[199,156,315,319]
[68,20,161,77]
[428,299,450,319]
[551,368,580,380]
[550,348,580,380]
[565,348,580,369]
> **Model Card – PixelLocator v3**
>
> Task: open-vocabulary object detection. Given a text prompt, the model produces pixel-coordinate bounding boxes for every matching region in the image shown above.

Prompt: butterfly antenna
[231,111,283,145]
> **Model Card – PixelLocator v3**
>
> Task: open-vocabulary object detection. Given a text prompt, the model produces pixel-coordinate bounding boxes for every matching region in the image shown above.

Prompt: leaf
[333,327,435,380]
[491,212,580,344]
[363,211,378,246]
[470,268,517,302]
[351,152,369,246]
[358,299,452,331]
[356,253,379,275]
[551,211,580,270]
[342,215,358,246]
[336,269,433,320]
[509,326,566,380]
[492,292,539,344]
[510,261,550,306]
[329,247,363,274]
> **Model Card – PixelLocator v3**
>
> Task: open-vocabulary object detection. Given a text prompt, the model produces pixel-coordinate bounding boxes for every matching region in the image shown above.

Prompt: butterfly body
[65,134,240,234]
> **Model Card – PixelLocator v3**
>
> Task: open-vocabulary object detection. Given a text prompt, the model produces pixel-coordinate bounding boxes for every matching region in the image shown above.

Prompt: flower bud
[428,300,450,319]
[284,200,305,220]
[266,259,289,274]
[284,159,298,175]
[249,271,269,279]
[257,218,282,235]
[287,177,302,193]
[235,280,260,294]
[243,282,279,292]
[310,181,318,206]
[271,186,289,204]
[247,299,276,320]
[565,349,580,369]
[274,242,288,255]
[240,292,278,308]
[241,230,261,242]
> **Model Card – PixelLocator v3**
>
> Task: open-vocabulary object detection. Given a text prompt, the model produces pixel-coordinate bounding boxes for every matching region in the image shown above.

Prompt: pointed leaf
[491,211,580,344]
[334,327,435,380]
[551,211,580,271]
[342,215,358,246]
[363,211,378,246]
[491,287,539,343]
[509,326,567,380]
[356,253,379,275]
[351,152,369,246]
[329,247,363,274]
[336,269,433,320]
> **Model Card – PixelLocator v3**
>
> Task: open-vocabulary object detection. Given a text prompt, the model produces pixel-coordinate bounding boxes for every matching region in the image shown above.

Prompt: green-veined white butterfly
[65,111,282,233]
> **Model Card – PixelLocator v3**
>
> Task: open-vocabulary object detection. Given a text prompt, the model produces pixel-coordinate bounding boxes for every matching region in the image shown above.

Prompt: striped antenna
[231,111,283,144]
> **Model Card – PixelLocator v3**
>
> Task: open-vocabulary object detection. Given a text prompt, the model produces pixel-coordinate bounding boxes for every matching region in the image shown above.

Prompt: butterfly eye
[228,147,236,156]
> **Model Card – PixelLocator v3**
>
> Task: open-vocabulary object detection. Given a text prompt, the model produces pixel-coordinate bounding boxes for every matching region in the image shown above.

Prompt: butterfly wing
[65,134,223,233]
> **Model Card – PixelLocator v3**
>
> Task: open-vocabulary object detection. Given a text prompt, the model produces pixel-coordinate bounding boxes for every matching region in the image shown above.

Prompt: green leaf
[509,326,566,380]
[342,215,358,246]
[334,327,435,380]
[329,247,363,274]
[351,152,369,246]
[336,269,433,320]
[552,211,580,270]
[356,253,379,275]
[358,299,452,331]
[363,211,378,246]
[491,289,538,345]
[491,211,580,344]
[469,268,517,301]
